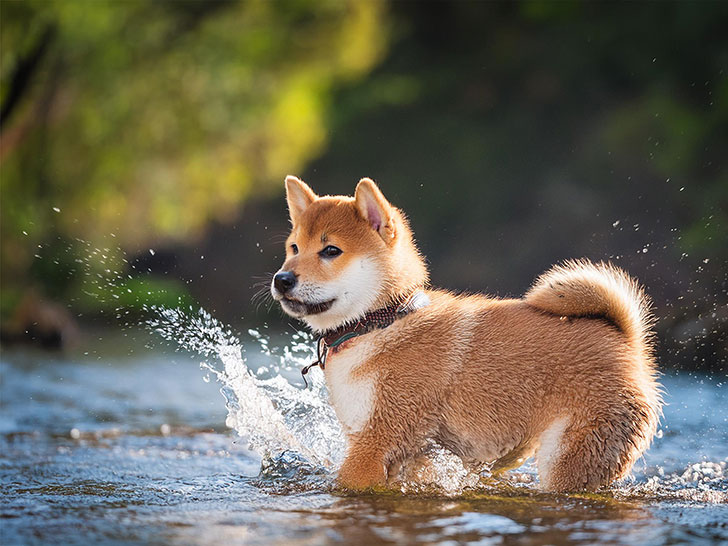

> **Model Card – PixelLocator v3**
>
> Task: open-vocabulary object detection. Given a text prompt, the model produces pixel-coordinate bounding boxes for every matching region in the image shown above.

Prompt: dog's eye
[290,243,298,255]
[320,245,342,258]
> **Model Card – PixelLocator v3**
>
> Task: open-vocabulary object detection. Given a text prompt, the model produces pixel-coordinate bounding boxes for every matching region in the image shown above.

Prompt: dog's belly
[435,423,522,466]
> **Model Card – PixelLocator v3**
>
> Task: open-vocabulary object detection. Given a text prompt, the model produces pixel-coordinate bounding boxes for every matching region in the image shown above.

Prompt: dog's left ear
[285,175,318,225]
[355,178,396,242]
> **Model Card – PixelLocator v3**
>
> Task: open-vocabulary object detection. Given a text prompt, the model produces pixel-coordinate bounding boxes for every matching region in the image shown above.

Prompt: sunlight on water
[146,305,727,503]
[619,461,727,503]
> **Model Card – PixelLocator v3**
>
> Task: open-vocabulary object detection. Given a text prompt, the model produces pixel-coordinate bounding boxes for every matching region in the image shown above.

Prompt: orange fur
[271,176,662,492]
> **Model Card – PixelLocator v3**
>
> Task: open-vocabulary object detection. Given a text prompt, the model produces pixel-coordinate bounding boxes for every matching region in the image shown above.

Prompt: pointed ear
[355,177,396,242]
[285,175,317,225]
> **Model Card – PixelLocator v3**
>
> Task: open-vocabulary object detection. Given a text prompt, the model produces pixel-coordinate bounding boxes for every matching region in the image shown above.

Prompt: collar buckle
[301,337,328,388]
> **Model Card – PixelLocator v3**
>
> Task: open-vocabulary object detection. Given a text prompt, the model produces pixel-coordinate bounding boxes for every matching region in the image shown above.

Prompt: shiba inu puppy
[270,175,662,492]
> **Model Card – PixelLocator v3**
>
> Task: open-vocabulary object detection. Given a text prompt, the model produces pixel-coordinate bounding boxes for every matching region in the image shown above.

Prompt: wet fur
[272,176,662,492]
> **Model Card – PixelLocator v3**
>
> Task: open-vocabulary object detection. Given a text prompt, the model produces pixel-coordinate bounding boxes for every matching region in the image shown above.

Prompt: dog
[270,175,662,492]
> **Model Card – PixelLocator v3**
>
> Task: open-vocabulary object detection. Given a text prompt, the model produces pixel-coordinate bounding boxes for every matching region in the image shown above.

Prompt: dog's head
[270,176,428,332]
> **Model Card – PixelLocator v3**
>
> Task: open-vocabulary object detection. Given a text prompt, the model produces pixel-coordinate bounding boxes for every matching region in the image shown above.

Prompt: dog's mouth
[280,297,336,316]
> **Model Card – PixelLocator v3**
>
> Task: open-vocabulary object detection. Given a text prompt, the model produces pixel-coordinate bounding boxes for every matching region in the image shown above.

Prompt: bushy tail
[525,259,654,349]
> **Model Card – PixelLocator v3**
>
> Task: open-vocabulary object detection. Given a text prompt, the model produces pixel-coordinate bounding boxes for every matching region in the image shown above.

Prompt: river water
[1,308,726,545]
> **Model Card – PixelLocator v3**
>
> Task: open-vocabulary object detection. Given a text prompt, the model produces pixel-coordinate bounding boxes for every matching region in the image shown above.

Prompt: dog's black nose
[274,271,297,294]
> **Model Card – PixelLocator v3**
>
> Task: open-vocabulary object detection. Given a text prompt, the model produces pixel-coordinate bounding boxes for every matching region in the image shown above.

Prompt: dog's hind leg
[537,400,658,492]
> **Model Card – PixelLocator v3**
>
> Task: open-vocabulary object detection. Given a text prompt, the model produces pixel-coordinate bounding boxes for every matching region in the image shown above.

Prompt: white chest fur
[325,341,376,435]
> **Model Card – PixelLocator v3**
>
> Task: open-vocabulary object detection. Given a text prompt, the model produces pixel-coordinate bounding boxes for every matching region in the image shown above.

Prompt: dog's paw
[337,459,387,490]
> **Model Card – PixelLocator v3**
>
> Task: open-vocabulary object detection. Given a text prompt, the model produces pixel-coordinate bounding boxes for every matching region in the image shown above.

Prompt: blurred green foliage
[1,0,386,313]
[1,1,726,367]
[307,1,727,270]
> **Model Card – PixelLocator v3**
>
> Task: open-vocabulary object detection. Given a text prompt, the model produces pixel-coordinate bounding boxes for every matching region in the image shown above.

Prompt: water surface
[1,319,726,545]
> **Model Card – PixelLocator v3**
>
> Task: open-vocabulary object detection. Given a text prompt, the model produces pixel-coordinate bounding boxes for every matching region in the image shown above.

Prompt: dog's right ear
[285,175,317,225]
[355,177,396,243]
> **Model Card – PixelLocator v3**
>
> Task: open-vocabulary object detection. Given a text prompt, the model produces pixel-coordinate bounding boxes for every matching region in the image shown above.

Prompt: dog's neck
[320,289,430,351]
[300,289,431,386]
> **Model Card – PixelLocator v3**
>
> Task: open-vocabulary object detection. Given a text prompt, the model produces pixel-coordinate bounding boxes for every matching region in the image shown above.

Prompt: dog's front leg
[337,431,388,490]
[335,371,438,490]
[337,417,430,489]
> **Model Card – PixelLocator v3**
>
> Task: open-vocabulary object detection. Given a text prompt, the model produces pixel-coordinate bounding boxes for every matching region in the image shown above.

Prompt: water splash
[399,442,483,495]
[146,306,344,468]
[620,461,727,503]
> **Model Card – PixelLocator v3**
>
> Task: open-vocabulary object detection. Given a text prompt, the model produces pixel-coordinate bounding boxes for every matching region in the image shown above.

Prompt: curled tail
[525,259,654,350]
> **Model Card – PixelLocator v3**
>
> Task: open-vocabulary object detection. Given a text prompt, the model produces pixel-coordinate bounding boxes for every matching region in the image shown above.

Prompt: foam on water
[146,305,727,501]
[619,461,727,503]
